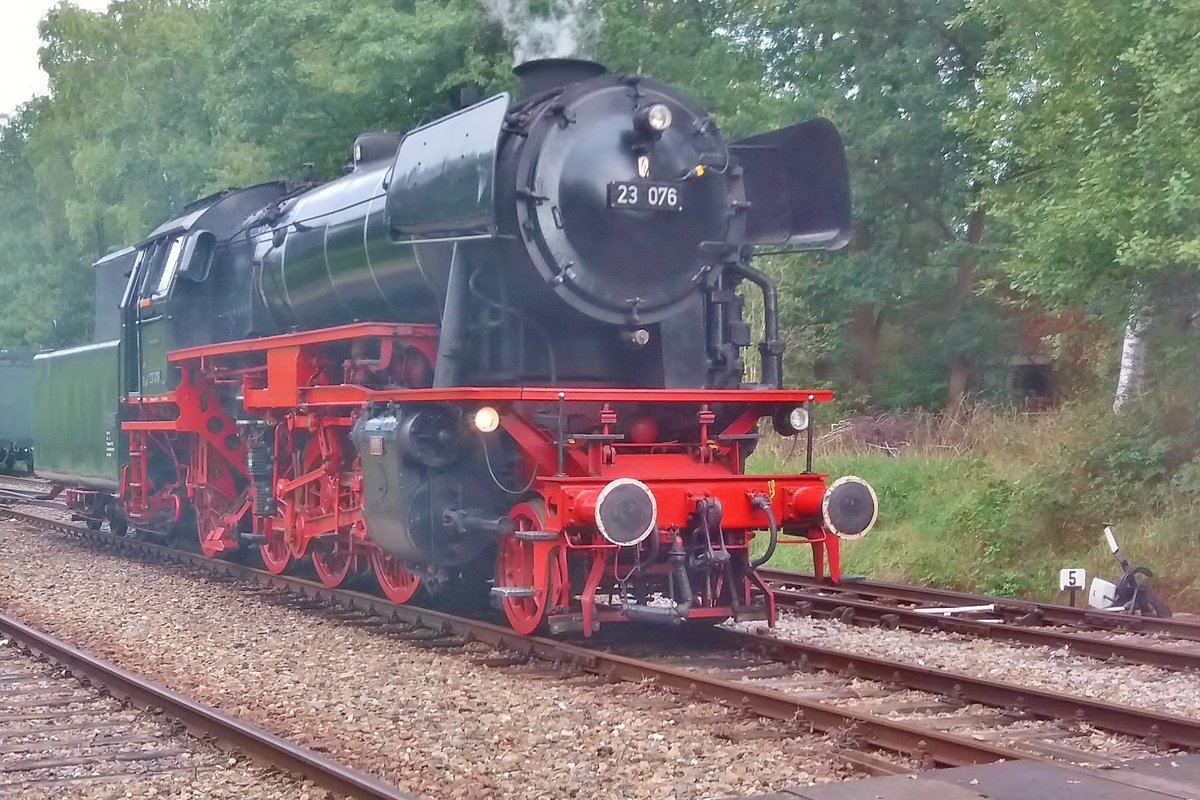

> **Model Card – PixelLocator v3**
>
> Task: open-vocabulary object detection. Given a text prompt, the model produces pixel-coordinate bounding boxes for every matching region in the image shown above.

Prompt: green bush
[752,398,1200,610]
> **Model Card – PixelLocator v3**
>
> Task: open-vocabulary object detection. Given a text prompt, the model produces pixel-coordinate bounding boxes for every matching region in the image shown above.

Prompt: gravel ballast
[0,635,326,800]
[0,521,851,799]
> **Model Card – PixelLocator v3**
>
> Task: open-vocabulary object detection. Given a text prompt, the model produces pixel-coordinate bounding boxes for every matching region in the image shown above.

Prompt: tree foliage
[725,0,1011,409]
[967,0,1200,310]
[0,0,513,347]
[0,0,1187,411]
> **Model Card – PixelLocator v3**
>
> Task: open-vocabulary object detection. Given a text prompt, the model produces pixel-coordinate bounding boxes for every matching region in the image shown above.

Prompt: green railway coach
[32,340,121,491]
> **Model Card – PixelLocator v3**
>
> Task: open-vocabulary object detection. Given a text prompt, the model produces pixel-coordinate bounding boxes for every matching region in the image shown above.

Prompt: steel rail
[760,567,1200,642]
[0,474,48,490]
[3,508,1030,768]
[717,627,1200,749]
[0,609,417,800]
[771,587,1200,672]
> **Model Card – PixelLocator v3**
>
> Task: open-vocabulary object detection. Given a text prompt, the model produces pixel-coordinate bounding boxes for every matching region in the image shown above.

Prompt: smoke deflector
[387,93,510,240]
[731,118,853,249]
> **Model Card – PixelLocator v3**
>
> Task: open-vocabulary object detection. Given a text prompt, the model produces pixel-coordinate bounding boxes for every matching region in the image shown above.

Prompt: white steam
[483,0,600,62]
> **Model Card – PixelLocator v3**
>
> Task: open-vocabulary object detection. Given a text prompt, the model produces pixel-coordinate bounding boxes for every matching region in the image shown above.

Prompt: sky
[0,0,112,118]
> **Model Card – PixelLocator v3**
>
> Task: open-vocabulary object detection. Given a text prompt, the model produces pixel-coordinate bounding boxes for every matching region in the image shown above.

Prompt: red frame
[115,321,845,634]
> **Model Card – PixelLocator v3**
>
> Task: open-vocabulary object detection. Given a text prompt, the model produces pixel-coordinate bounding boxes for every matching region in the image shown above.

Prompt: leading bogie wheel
[496,500,567,634]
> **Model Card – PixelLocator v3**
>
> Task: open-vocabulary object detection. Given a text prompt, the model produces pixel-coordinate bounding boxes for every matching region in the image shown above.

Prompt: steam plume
[483,0,600,62]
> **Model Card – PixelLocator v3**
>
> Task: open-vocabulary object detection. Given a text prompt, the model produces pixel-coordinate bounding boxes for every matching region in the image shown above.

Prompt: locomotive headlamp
[473,406,501,433]
[647,104,672,131]
[635,103,673,136]
[772,405,810,436]
[625,328,651,347]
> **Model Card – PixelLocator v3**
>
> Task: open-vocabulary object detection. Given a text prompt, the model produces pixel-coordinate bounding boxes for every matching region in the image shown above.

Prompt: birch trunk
[1113,313,1149,412]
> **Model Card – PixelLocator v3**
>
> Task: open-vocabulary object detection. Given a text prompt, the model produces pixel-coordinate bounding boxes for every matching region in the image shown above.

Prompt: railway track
[0,624,203,794]
[16,471,1196,665]
[3,507,1192,778]
[0,601,415,798]
[13,486,1195,672]
[0,476,65,517]
[0,475,52,494]
[760,568,1200,671]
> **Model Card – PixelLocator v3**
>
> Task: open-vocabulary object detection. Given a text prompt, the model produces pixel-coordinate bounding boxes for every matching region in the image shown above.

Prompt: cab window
[152,236,186,297]
[121,248,147,309]
[135,242,159,296]
[132,235,185,300]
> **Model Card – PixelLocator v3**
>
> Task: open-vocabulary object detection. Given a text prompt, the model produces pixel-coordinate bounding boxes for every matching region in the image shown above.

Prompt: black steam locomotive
[36,58,876,635]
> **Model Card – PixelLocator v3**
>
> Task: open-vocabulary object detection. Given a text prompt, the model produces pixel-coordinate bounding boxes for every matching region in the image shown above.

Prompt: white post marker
[1059,567,1086,607]
[1104,526,1120,555]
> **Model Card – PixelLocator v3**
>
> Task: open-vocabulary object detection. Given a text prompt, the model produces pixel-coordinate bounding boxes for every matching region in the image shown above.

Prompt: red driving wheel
[194,454,239,558]
[311,539,354,587]
[370,549,422,604]
[291,429,354,588]
[259,528,291,574]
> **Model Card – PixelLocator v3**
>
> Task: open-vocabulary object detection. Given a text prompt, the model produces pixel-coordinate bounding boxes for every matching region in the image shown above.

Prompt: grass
[750,401,1200,611]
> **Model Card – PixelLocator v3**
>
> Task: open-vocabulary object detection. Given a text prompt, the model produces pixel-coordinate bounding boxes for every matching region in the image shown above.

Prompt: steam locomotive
[34,58,877,634]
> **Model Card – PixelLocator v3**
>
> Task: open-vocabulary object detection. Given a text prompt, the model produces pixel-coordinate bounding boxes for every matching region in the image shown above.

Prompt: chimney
[514,58,607,99]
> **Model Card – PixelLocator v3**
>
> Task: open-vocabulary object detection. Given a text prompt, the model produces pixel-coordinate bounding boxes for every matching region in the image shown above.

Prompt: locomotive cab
[120,185,290,397]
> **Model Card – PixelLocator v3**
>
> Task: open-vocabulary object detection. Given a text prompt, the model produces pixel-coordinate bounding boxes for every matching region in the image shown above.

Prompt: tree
[0,100,88,346]
[202,0,511,184]
[966,0,1200,408]
[598,0,779,135]
[726,0,1008,411]
[0,0,514,349]
[37,0,220,250]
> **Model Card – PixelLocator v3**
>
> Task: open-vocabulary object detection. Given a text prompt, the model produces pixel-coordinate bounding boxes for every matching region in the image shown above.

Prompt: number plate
[607,181,682,212]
